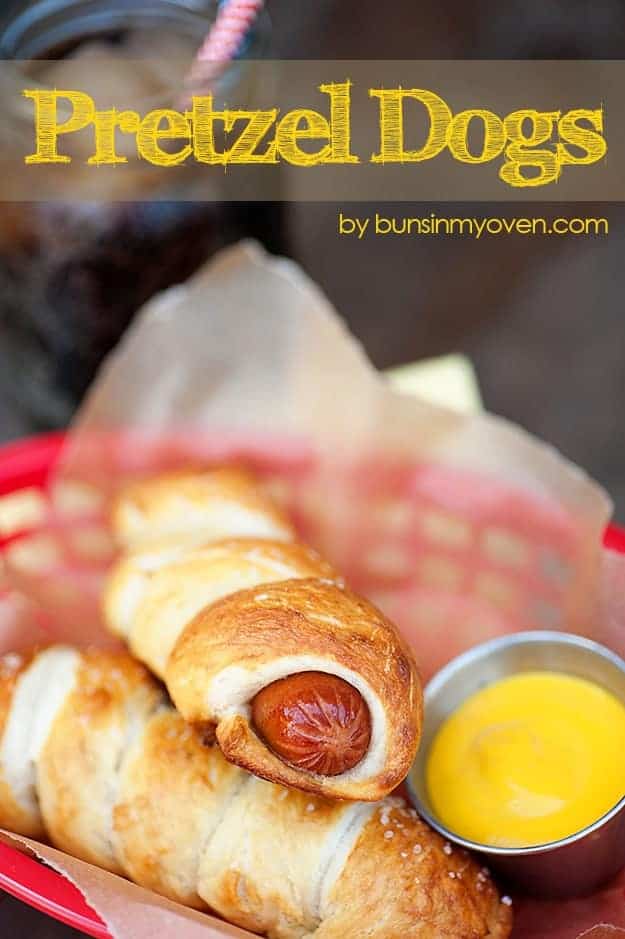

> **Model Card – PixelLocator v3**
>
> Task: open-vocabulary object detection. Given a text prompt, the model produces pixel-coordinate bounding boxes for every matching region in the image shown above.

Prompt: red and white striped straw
[186,0,265,92]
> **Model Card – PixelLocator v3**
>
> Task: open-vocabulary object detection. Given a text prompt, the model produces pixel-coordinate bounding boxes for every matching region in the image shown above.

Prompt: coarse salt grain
[384,830,394,840]
[443,843,452,855]
[502,896,512,906]
[448,871,456,879]
[400,851,408,858]
[306,803,316,813]
[412,844,422,854]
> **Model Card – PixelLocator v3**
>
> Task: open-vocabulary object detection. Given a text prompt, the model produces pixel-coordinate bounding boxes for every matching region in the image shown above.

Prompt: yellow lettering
[192,97,278,165]
[558,109,607,166]
[89,109,140,165]
[21,83,606,191]
[319,81,359,164]
[222,110,279,165]
[370,88,451,163]
[447,109,505,164]
[136,109,192,166]
[191,96,220,164]
[276,109,331,166]
[500,110,561,188]
[23,90,95,164]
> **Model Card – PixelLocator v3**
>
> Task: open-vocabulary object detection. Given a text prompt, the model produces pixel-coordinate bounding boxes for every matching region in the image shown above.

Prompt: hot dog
[105,470,424,801]
[167,577,422,801]
[251,672,372,776]
[0,646,513,939]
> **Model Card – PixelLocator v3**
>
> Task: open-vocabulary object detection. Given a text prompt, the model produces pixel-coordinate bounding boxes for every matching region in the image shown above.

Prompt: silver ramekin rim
[407,630,625,856]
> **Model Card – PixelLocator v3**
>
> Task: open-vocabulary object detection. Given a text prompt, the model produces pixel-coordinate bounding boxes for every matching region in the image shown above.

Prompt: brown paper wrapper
[0,830,250,939]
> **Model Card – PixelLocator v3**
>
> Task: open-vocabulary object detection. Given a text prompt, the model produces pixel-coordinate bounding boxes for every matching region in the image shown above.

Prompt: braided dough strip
[167,577,421,800]
[105,469,423,800]
[0,646,512,939]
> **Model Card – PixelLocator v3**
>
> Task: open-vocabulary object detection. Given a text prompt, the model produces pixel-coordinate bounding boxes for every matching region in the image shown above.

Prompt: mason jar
[0,0,285,431]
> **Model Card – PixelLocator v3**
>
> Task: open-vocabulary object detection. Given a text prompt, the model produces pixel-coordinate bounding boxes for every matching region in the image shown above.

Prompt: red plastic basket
[0,433,109,937]
[0,432,622,938]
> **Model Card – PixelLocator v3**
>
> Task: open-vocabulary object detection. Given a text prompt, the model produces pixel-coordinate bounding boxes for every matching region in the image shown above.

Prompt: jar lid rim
[0,0,222,59]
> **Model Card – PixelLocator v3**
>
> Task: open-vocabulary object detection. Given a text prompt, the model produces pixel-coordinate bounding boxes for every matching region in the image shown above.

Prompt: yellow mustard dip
[426,671,625,847]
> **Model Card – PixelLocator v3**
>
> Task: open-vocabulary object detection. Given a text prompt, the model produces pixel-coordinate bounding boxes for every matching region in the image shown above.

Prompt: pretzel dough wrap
[0,648,51,839]
[106,469,423,799]
[0,646,511,938]
[166,578,422,801]
[112,469,295,547]
[104,538,339,678]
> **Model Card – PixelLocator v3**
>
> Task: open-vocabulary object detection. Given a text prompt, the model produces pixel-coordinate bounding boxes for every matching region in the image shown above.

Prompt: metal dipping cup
[406,631,625,898]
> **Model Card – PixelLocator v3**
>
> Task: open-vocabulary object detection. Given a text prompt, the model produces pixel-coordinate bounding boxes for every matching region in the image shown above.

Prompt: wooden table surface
[2,0,625,934]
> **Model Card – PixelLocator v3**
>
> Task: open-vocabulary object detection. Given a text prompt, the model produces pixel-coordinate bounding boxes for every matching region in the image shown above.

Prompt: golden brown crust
[104,537,338,678]
[106,470,423,801]
[111,469,295,547]
[0,645,512,938]
[115,709,245,908]
[37,650,164,872]
[197,777,375,938]
[0,649,44,838]
[197,781,511,939]
[316,799,513,939]
[167,578,423,801]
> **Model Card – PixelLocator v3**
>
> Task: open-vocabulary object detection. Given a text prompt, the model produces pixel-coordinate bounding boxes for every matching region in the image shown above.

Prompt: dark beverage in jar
[0,0,285,430]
